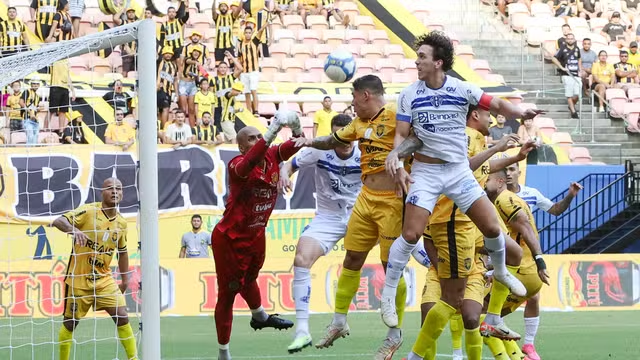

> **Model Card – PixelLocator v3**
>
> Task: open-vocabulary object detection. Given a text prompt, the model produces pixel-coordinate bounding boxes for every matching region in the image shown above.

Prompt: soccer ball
[324,49,357,83]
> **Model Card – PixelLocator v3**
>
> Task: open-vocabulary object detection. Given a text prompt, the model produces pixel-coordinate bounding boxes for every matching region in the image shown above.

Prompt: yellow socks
[450,314,463,350]
[487,265,519,317]
[59,325,73,360]
[334,268,361,314]
[503,340,525,360]
[412,300,457,360]
[395,276,407,327]
[117,323,138,360]
[484,336,510,360]
[464,327,483,360]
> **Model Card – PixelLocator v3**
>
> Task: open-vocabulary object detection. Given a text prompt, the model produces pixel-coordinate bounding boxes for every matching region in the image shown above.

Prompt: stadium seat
[260,72,274,82]
[258,102,277,117]
[355,58,375,78]
[274,29,296,45]
[291,44,313,61]
[189,13,212,28]
[531,3,552,17]
[346,29,368,45]
[392,72,415,83]
[272,72,296,82]
[298,29,322,44]
[296,72,322,83]
[69,57,89,72]
[589,17,608,33]
[551,132,574,151]
[628,88,640,102]
[91,58,114,75]
[360,44,383,59]
[508,3,530,32]
[455,44,475,63]
[568,17,590,33]
[384,44,405,63]
[482,73,506,85]
[376,58,398,76]
[10,132,27,144]
[337,44,361,58]
[257,117,270,127]
[323,30,346,46]
[604,46,620,63]
[283,15,305,31]
[281,58,305,73]
[332,102,349,112]
[400,58,417,77]
[269,43,290,60]
[329,16,347,30]
[204,28,217,42]
[470,59,492,76]
[278,127,293,141]
[354,16,375,31]
[270,17,283,31]
[304,58,325,72]
[606,88,628,118]
[306,15,329,30]
[407,2,430,18]
[569,147,593,163]
[535,117,557,137]
[313,44,333,58]
[424,18,445,31]
[281,102,302,114]
[525,24,546,47]
[368,30,390,45]
[302,102,323,116]
[261,57,281,74]
[519,103,538,111]
[108,54,123,72]
[338,1,360,19]
[588,33,608,48]
[300,115,314,128]
[127,71,138,79]
[623,102,640,133]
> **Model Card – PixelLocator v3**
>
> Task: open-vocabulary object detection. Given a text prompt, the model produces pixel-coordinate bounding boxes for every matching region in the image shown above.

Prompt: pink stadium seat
[360,44,383,60]
[281,58,304,73]
[313,44,333,58]
[606,88,628,118]
[535,117,557,137]
[384,44,405,62]
[531,3,552,17]
[519,103,538,111]
[260,72,274,82]
[623,102,640,133]
[338,2,360,19]
[337,44,361,58]
[274,29,296,45]
[257,117,270,127]
[525,23,546,47]
[283,15,305,31]
[568,17,590,33]
[455,44,475,63]
[10,132,27,144]
[588,33,608,48]
[269,43,290,60]
[272,72,296,82]
[270,17,283,32]
[604,46,620,64]
[204,28,217,42]
[281,102,302,114]
[376,58,398,76]
[589,17,608,33]
[39,132,59,144]
[400,58,417,76]
[258,102,277,117]
[332,102,349,112]
[356,58,375,72]
[569,147,593,163]
[298,29,322,44]
[551,132,574,152]
[304,58,325,72]
[424,18,445,31]
[508,3,530,32]
[291,44,313,61]
[90,58,113,75]
[470,59,492,76]
[92,13,113,26]
[300,116,313,128]
[392,72,415,83]
[261,57,281,74]
[407,2,430,18]
[296,72,322,83]
[69,57,88,72]
[306,15,329,30]
[628,88,640,102]
[368,30,390,45]
[323,30,346,46]
[127,71,138,79]
[346,29,368,45]
[303,102,323,116]
[189,13,212,28]
[482,73,506,85]
[447,32,460,47]
[354,16,375,31]
[329,16,347,30]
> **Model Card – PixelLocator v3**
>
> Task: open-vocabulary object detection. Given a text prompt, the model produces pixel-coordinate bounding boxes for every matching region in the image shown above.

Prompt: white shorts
[69,0,84,18]
[300,212,350,254]
[562,75,582,98]
[406,161,486,214]
[221,120,237,141]
[240,71,260,93]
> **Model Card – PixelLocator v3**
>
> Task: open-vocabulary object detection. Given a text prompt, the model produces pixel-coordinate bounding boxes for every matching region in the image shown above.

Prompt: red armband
[478,93,493,111]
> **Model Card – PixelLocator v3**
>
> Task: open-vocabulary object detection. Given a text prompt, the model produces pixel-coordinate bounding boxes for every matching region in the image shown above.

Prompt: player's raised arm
[546,182,583,215]
[385,133,422,176]
[489,96,545,120]
[487,140,538,173]
[294,116,355,150]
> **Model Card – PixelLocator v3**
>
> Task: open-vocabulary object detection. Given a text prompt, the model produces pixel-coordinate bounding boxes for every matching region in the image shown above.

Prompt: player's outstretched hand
[275,110,302,135]
[538,268,550,286]
[494,134,519,153]
[72,229,89,247]
[568,182,583,196]
[518,140,538,158]
[521,108,545,120]
[293,136,312,147]
[385,152,401,177]
[395,168,414,197]
[278,173,293,193]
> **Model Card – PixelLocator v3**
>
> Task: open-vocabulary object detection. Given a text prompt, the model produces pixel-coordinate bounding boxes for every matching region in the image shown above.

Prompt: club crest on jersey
[271,172,278,185]
[408,194,419,205]
[376,125,385,138]
[432,95,441,108]
[464,258,472,271]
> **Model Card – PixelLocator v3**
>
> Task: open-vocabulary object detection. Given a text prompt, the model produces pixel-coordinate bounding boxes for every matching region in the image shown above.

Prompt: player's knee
[343,251,367,270]
[63,318,77,331]
[527,292,540,306]
[420,302,435,326]
[115,314,129,327]
[401,228,422,243]
[293,251,313,268]
[461,308,480,329]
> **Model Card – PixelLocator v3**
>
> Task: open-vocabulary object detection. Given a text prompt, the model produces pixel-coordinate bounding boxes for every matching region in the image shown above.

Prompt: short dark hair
[175,109,185,116]
[323,96,331,101]
[494,168,508,180]
[466,103,479,120]
[7,6,16,11]
[191,214,202,221]
[414,31,455,72]
[352,75,384,96]
[200,78,209,85]
[331,114,352,128]
[115,109,124,114]
[565,33,575,38]
[562,24,571,28]
[10,80,20,86]
[598,50,607,56]
[583,38,591,42]
[202,111,211,117]
[167,6,176,11]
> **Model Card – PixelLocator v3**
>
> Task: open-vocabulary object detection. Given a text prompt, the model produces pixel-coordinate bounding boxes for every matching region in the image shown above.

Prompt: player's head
[331,114,355,157]
[565,33,575,47]
[505,162,521,189]
[414,31,455,80]
[175,109,186,125]
[237,126,264,154]
[323,96,332,110]
[167,6,176,19]
[144,8,153,19]
[352,75,385,119]
[191,214,202,230]
[485,169,507,199]
[202,111,212,125]
[466,103,491,136]
[7,7,16,19]
[102,177,123,208]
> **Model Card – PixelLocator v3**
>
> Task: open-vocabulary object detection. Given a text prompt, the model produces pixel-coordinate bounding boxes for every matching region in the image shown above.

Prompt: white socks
[383,236,416,297]
[484,232,507,276]
[218,343,231,360]
[452,348,463,358]
[250,306,269,322]
[332,313,347,327]
[387,327,402,340]
[407,351,423,360]
[293,266,312,336]
[524,316,540,345]
[411,240,431,268]
[484,313,502,326]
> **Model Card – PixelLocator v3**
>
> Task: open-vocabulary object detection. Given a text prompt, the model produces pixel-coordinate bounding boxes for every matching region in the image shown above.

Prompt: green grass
[1,311,638,359]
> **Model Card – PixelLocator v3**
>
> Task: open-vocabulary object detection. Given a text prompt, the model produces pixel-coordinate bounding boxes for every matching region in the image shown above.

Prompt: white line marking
[166,353,495,359]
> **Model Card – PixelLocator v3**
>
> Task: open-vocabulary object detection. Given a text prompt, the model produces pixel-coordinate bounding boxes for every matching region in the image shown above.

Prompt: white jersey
[397,75,486,163]
[292,147,361,215]
[165,123,193,143]
[516,184,554,212]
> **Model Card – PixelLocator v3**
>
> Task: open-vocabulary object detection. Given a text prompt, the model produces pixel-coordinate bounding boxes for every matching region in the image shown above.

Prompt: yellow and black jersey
[53,10,73,41]
[220,90,236,122]
[0,19,26,51]
[212,74,235,107]
[158,59,177,94]
[182,42,210,65]
[162,19,186,49]
[119,17,137,54]
[30,0,59,25]
[182,59,199,81]
[62,202,128,290]
[22,88,40,119]
[614,62,637,84]
[322,0,335,7]
[214,13,236,49]
[238,36,261,73]
[494,190,538,274]
[191,124,217,141]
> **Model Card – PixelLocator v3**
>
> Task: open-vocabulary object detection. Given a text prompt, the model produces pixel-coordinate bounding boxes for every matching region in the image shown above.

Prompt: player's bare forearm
[310,135,340,150]
[391,134,422,159]
[469,146,502,172]
[488,154,523,173]
[280,161,295,178]
[549,195,574,216]
[511,213,543,256]
[394,121,411,148]
[490,97,522,120]
[118,249,130,281]
[52,216,76,234]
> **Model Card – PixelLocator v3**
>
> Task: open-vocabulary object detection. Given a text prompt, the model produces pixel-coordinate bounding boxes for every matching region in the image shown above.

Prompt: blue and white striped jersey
[516,185,553,212]
[292,147,362,215]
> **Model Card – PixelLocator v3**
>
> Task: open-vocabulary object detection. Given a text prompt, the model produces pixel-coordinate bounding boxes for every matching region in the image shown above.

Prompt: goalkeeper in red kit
[212,110,303,360]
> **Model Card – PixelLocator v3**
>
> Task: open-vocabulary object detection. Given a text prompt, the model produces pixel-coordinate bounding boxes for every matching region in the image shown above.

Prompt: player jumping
[52,178,138,360]
[293,75,407,359]
[279,114,362,353]
[212,111,303,360]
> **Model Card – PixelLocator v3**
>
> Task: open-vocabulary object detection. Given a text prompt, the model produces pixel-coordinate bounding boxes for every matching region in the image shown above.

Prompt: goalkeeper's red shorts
[211,227,266,291]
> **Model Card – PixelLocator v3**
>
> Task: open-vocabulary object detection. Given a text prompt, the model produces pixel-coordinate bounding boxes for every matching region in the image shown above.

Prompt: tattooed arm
[385,133,422,176]
[293,134,343,150]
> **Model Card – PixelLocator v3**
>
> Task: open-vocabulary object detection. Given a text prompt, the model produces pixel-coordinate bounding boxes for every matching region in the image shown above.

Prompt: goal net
[0,20,159,359]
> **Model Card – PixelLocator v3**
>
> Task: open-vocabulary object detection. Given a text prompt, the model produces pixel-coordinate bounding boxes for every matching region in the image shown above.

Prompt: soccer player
[380,31,543,339]
[52,178,137,360]
[279,114,362,353]
[505,162,582,360]
[484,170,551,360]
[293,75,406,359]
[212,111,303,360]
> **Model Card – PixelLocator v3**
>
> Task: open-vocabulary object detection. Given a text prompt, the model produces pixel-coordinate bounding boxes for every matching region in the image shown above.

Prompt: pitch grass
[0,311,638,359]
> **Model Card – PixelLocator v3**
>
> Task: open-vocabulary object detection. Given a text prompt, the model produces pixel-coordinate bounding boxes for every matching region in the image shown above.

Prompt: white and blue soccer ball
[324,49,357,83]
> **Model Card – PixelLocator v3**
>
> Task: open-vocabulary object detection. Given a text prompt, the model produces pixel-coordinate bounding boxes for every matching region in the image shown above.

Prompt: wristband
[395,159,404,170]
[534,254,546,270]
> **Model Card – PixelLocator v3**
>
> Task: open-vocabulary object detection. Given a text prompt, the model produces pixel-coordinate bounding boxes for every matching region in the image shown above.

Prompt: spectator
[517,118,542,164]
[192,111,224,145]
[298,0,320,23]
[212,0,242,66]
[590,50,616,112]
[551,33,582,118]
[165,109,192,147]
[49,58,75,130]
[0,7,30,57]
[68,0,84,37]
[157,46,178,128]
[272,0,297,25]
[5,81,25,133]
[194,78,217,123]
[113,7,139,77]
[621,0,639,18]
[601,12,629,47]
[179,214,211,258]
[320,0,350,26]
[62,111,87,144]
[211,53,242,131]
[23,79,41,145]
[343,105,354,118]
[580,38,597,96]
[238,19,268,115]
[183,31,211,69]
[614,49,639,92]
[105,109,136,150]
[160,1,189,61]
[629,41,640,67]
[46,0,73,43]
[488,114,514,146]
[219,81,244,143]
[579,0,601,19]
[557,24,571,50]
[103,80,133,115]
[313,96,338,137]
[553,0,577,17]
[30,0,61,42]
[179,44,202,126]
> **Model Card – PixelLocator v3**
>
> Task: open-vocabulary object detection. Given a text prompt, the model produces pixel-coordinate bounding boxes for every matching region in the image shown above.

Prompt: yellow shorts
[63,278,126,319]
[503,267,543,313]
[420,263,487,306]
[344,186,403,262]
[431,220,477,279]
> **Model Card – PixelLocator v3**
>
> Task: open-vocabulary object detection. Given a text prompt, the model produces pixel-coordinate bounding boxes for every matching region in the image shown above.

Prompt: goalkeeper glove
[264,114,285,144]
